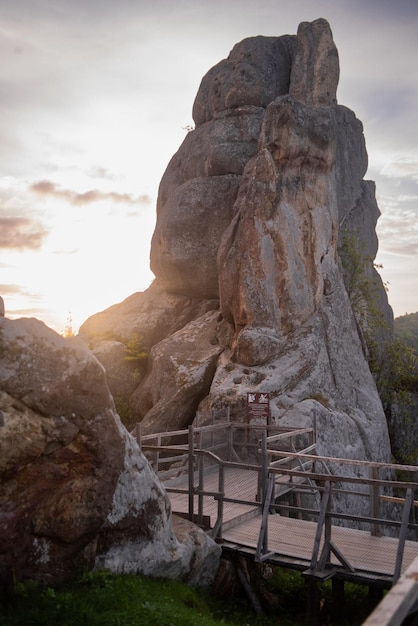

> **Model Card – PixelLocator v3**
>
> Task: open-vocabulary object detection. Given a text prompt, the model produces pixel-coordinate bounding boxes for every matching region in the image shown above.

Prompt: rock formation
[80,20,392,470]
[0,316,221,587]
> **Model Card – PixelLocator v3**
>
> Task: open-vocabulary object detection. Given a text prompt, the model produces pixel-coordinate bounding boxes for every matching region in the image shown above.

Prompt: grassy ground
[0,568,379,625]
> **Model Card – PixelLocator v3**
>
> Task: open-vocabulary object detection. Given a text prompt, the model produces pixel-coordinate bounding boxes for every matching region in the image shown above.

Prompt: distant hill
[394,312,418,355]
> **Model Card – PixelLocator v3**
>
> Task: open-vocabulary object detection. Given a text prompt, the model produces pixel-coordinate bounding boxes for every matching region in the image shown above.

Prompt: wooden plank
[362,556,418,625]
[167,467,418,580]
[381,494,418,507]
[167,466,260,527]
[221,512,418,579]
[154,435,418,588]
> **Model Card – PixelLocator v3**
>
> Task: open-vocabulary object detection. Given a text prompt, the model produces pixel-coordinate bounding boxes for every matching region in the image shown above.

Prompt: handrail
[266,427,315,443]
[266,465,418,491]
[264,447,418,474]
[140,420,418,587]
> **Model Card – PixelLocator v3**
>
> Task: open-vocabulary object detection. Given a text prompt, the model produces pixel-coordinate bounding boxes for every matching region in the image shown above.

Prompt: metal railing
[135,421,418,584]
[255,446,418,584]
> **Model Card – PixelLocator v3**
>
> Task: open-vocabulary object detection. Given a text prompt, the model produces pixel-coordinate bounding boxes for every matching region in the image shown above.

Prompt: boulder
[131,310,223,435]
[0,316,220,587]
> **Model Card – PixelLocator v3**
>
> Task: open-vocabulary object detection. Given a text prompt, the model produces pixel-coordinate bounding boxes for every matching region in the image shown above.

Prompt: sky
[1,0,417,334]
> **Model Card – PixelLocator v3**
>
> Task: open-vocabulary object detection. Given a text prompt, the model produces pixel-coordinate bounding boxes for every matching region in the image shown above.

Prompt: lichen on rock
[0,316,220,587]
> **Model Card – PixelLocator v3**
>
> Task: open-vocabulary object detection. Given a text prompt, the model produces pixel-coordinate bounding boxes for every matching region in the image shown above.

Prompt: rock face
[0,316,221,587]
[79,20,392,472]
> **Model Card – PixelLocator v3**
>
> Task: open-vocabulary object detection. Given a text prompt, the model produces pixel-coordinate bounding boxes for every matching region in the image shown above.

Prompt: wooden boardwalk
[168,466,260,530]
[139,421,418,588]
[221,502,418,582]
[165,464,418,586]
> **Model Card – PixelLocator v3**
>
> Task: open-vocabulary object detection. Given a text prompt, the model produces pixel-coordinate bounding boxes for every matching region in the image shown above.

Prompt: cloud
[0,216,47,250]
[0,283,26,295]
[377,207,418,256]
[381,160,418,181]
[88,166,117,180]
[30,180,151,206]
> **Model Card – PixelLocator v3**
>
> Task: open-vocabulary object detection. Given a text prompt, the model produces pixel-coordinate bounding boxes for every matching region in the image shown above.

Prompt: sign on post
[247,392,270,422]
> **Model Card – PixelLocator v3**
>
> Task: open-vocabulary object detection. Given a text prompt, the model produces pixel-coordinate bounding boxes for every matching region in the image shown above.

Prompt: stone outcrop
[0,316,221,587]
[79,19,392,473]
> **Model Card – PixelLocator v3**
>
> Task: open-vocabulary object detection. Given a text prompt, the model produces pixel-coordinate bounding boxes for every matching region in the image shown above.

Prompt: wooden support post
[236,563,264,615]
[332,578,345,623]
[306,577,320,626]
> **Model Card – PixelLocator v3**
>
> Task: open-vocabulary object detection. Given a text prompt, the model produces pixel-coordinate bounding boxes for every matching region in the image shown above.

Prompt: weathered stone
[79,280,219,352]
[289,18,339,106]
[218,95,339,358]
[80,19,393,502]
[335,106,368,222]
[0,317,220,587]
[95,425,221,590]
[134,310,223,435]
[150,175,241,297]
[157,107,265,208]
[388,393,418,466]
[193,35,295,125]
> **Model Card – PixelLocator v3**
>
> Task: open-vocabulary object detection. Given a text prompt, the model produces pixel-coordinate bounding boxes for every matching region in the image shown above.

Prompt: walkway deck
[138,421,418,588]
[166,465,418,585]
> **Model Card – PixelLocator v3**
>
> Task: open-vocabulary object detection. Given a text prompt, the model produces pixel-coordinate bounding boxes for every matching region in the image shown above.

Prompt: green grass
[0,568,380,626]
[0,570,269,626]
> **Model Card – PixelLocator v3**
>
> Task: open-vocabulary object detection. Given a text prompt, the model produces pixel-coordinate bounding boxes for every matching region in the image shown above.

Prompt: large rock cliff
[80,19,392,466]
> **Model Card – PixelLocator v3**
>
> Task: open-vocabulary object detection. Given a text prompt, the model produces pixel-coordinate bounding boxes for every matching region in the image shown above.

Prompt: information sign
[246,392,270,421]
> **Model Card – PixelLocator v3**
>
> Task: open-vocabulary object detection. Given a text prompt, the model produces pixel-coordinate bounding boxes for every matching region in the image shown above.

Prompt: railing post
[256,474,274,561]
[135,422,141,447]
[393,488,414,584]
[369,464,381,537]
[198,452,204,527]
[261,430,268,505]
[155,434,161,473]
[188,424,194,521]
[228,424,233,462]
[217,463,225,540]
[310,481,331,572]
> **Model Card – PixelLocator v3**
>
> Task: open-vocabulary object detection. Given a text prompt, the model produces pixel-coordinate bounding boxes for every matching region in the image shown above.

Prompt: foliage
[372,338,418,408]
[89,331,148,365]
[123,332,148,364]
[339,231,418,410]
[266,568,376,625]
[339,231,387,342]
[63,312,75,338]
[86,331,147,429]
[0,572,225,626]
[0,569,381,626]
[113,394,137,431]
[394,312,418,356]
